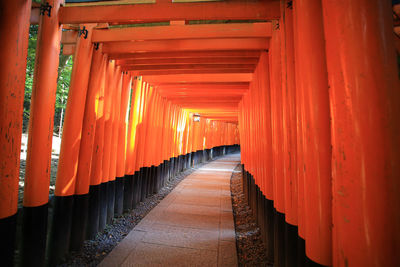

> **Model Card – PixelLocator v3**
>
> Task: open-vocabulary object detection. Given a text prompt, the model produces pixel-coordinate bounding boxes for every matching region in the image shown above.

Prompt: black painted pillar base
[48,196,74,266]
[87,184,100,240]
[274,210,286,267]
[123,174,134,212]
[70,194,89,252]
[107,180,115,224]
[132,171,140,208]
[99,182,108,232]
[285,222,298,267]
[265,198,275,262]
[21,204,48,267]
[115,177,124,216]
[297,237,307,267]
[0,213,16,267]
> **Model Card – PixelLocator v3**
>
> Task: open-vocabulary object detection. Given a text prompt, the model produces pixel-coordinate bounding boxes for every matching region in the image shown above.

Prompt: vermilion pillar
[49,24,94,266]
[322,0,400,266]
[87,53,106,239]
[21,0,62,265]
[293,0,332,265]
[70,40,103,252]
[115,72,131,216]
[280,0,298,226]
[0,0,31,265]
[269,21,285,214]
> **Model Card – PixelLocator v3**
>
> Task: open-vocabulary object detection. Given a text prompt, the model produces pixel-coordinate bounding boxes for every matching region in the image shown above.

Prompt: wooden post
[293,0,332,265]
[322,0,400,266]
[0,0,31,265]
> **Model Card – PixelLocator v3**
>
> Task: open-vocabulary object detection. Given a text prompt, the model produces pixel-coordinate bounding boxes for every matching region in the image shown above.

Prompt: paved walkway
[100,153,240,267]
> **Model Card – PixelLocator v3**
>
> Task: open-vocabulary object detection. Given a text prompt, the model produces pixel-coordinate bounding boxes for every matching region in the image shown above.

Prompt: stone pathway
[99,153,240,267]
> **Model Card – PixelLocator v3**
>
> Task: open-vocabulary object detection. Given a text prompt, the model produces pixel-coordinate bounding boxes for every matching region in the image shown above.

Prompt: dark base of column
[132,171,140,208]
[87,184,100,240]
[285,222,298,267]
[115,177,124,216]
[21,204,48,267]
[139,167,146,202]
[0,213,16,267]
[241,166,327,267]
[70,194,89,252]
[106,180,115,224]
[123,174,133,212]
[48,195,74,266]
[99,182,108,232]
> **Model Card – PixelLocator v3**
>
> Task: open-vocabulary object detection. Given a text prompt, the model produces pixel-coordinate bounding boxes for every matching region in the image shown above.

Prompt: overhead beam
[142,73,253,83]
[103,38,268,54]
[122,63,256,70]
[154,82,249,89]
[116,57,259,65]
[129,69,254,75]
[109,50,261,59]
[59,1,280,24]
[92,22,272,42]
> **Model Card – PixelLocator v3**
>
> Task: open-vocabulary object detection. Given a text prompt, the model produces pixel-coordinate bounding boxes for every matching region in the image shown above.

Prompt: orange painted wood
[55,24,95,197]
[23,0,63,207]
[75,44,105,195]
[102,38,269,54]
[0,0,31,218]
[281,1,298,226]
[109,68,123,180]
[110,50,261,60]
[294,0,332,264]
[93,22,271,42]
[101,60,116,183]
[89,54,107,186]
[323,0,400,266]
[269,22,285,213]
[62,44,75,55]
[130,69,254,76]
[59,1,280,24]
[117,57,259,66]
[122,64,256,71]
[142,73,253,83]
[61,30,77,44]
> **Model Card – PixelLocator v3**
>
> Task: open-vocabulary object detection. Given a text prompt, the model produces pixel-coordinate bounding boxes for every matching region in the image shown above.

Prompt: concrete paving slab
[100,153,240,267]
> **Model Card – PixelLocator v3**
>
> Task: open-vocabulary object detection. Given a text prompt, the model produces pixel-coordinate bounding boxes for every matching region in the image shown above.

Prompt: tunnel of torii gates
[0,0,399,266]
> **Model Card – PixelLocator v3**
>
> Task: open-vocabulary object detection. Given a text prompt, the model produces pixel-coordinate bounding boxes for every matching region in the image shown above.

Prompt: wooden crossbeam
[59,1,280,24]
[129,69,254,75]
[103,38,268,54]
[121,64,256,70]
[91,22,272,42]
[116,57,259,65]
[142,73,253,83]
[109,50,261,59]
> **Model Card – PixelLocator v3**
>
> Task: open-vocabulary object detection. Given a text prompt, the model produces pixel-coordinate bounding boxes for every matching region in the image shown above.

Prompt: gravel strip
[230,164,273,267]
[58,161,212,267]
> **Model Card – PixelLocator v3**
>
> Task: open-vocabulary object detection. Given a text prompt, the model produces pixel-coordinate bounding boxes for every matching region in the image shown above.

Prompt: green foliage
[24,25,73,134]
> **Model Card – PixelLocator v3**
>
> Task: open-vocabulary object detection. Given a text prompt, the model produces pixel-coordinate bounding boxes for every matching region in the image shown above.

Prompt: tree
[24,25,73,135]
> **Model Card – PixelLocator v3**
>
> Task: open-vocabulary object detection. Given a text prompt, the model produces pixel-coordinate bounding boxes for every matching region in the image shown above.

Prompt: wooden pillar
[293,0,332,265]
[322,0,400,266]
[115,72,131,216]
[49,24,94,266]
[0,0,31,265]
[70,41,103,252]
[21,0,62,265]
[87,53,106,240]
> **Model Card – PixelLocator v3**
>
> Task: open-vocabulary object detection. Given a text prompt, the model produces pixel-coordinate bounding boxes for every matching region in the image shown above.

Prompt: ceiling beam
[142,73,253,83]
[109,50,261,59]
[122,63,256,70]
[91,22,272,42]
[116,57,259,65]
[59,1,280,24]
[129,69,254,75]
[103,38,268,54]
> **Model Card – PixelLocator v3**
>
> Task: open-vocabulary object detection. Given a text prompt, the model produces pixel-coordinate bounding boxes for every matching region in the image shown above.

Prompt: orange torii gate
[0,0,399,267]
